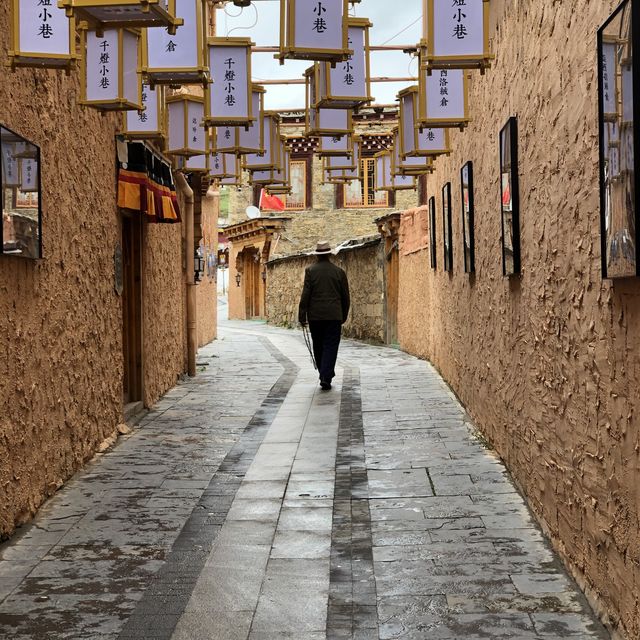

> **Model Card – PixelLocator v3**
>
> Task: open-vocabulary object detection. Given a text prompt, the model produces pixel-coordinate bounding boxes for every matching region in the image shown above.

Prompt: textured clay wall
[397,1,639,636]
[267,240,384,343]
[0,40,122,534]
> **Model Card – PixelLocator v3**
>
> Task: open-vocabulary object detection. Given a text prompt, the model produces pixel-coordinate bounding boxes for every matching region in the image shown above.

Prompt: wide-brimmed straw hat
[313,241,333,255]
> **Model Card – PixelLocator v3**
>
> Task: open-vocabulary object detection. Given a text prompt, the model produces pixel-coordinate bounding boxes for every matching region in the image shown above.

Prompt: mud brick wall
[267,239,384,343]
[0,28,190,536]
[397,2,638,637]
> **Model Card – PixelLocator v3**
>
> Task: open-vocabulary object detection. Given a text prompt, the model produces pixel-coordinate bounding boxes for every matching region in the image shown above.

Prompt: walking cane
[301,324,318,371]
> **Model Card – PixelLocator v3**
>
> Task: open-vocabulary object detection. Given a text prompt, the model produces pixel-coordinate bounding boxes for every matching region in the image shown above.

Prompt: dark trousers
[309,320,342,383]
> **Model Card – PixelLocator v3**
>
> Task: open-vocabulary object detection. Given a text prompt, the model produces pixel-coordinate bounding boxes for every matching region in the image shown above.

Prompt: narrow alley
[0,304,609,639]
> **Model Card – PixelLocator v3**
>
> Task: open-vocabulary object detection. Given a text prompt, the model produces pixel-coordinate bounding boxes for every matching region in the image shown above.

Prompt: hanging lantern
[278,0,351,64]
[251,148,290,186]
[2,143,22,187]
[317,133,353,157]
[205,37,254,128]
[179,153,209,174]
[244,113,281,171]
[80,27,142,111]
[398,86,450,158]
[140,0,208,87]
[315,18,372,109]
[323,164,358,184]
[417,66,471,130]
[20,158,39,192]
[211,85,265,154]
[9,0,77,69]
[166,94,207,157]
[210,152,238,180]
[219,173,243,187]
[58,0,182,34]
[391,129,434,175]
[420,0,493,74]
[122,83,165,139]
[307,107,353,137]
[375,151,416,191]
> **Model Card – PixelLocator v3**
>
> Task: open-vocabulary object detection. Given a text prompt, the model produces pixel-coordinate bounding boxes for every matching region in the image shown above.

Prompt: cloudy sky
[215,0,423,111]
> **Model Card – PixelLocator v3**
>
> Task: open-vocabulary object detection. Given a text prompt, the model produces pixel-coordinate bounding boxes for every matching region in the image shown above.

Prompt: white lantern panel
[394,174,414,187]
[246,116,273,166]
[86,30,119,101]
[417,127,446,152]
[20,159,38,192]
[432,0,485,58]
[326,155,355,170]
[186,154,207,170]
[294,0,344,51]
[2,144,22,187]
[601,42,617,119]
[239,91,263,150]
[330,25,366,97]
[209,46,250,120]
[622,63,633,124]
[321,134,350,154]
[147,0,199,69]
[401,93,415,154]
[215,126,237,152]
[424,69,465,121]
[127,84,160,132]
[123,30,140,105]
[168,102,184,150]
[318,108,349,131]
[19,0,71,55]
[375,155,386,188]
[187,101,206,152]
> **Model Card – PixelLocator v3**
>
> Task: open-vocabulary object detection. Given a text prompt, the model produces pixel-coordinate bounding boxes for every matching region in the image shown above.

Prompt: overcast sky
[216,0,423,111]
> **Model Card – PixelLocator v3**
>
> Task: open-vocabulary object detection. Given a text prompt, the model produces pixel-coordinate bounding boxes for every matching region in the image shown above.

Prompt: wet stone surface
[0,312,611,639]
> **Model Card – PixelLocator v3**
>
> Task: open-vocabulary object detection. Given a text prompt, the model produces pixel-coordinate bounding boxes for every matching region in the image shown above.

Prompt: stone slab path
[0,309,610,639]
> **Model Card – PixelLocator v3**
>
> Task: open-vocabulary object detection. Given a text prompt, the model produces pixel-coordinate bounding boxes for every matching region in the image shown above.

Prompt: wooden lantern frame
[204,37,254,127]
[243,112,282,171]
[417,65,471,130]
[210,152,239,180]
[375,150,416,191]
[59,0,182,35]
[398,85,451,158]
[421,0,493,74]
[306,106,353,137]
[317,133,354,158]
[140,0,209,88]
[121,83,165,139]
[79,26,143,111]
[278,0,351,64]
[165,93,208,157]
[9,0,78,69]
[315,17,373,109]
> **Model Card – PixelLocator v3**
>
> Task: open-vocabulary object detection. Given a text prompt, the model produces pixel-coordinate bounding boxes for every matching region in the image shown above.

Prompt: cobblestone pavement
[0,307,611,639]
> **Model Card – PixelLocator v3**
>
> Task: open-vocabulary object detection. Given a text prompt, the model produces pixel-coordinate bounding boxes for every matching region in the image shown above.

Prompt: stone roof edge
[268,235,381,266]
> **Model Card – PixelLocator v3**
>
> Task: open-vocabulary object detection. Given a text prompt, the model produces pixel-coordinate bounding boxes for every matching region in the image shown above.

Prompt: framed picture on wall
[442,182,453,272]
[429,195,437,269]
[499,117,521,276]
[461,161,475,273]
[598,0,639,278]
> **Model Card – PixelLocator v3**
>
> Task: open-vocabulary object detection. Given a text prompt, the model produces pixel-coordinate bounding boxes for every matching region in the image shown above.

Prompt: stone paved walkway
[0,307,610,639]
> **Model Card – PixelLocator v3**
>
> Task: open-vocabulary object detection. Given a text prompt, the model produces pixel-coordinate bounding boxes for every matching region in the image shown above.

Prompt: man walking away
[298,241,350,391]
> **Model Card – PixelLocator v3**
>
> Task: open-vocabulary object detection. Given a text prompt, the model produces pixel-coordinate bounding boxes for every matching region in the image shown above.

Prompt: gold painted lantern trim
[417,66,471,130]
[59,0,182,35]
[80,27,143,111]
[243,112,282,171]
[421,0,493,74]
[315,17,373,109]
[278,0,351,64]
[398,85,450,158]
[140,0,209,87]
[210,152,239,180]
[121,82,165,139]
[204,37,254,128]
[166,93,207,157]
[375,151,416,191]
[391,129,434,176]
[9,0,78,69]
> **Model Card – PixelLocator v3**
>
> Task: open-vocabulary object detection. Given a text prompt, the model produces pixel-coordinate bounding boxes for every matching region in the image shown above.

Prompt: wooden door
[122,215,143,404]
[386,240,399,345]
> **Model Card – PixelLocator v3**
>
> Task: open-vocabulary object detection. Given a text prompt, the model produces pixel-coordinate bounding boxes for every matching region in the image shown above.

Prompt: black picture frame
[442,182,453,272]
[598,0,639,278]
[1,124,42,260]
[499,117,521,276]
[461,161,475,273]
[429,195,437,269]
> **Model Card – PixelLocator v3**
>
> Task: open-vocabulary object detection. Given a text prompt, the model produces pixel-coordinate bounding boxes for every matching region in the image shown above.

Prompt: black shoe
[320,380,331,390]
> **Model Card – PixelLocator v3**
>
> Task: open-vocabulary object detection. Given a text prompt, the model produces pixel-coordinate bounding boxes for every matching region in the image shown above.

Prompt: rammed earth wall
[397,1,638,637]
[0,21,206,537]
[267,239,384,343]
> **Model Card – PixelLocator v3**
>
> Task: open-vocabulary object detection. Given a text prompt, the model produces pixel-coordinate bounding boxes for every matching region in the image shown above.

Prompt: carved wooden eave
[376,211,402,240]
[223,217,291,244]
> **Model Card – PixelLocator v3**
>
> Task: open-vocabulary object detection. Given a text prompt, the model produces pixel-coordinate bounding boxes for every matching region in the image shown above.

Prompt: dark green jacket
[298,260,350,324]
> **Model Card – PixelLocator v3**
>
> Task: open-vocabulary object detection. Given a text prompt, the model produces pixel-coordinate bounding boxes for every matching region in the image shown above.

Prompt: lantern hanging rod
[251,45,415,53]
[256,77,417,85]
